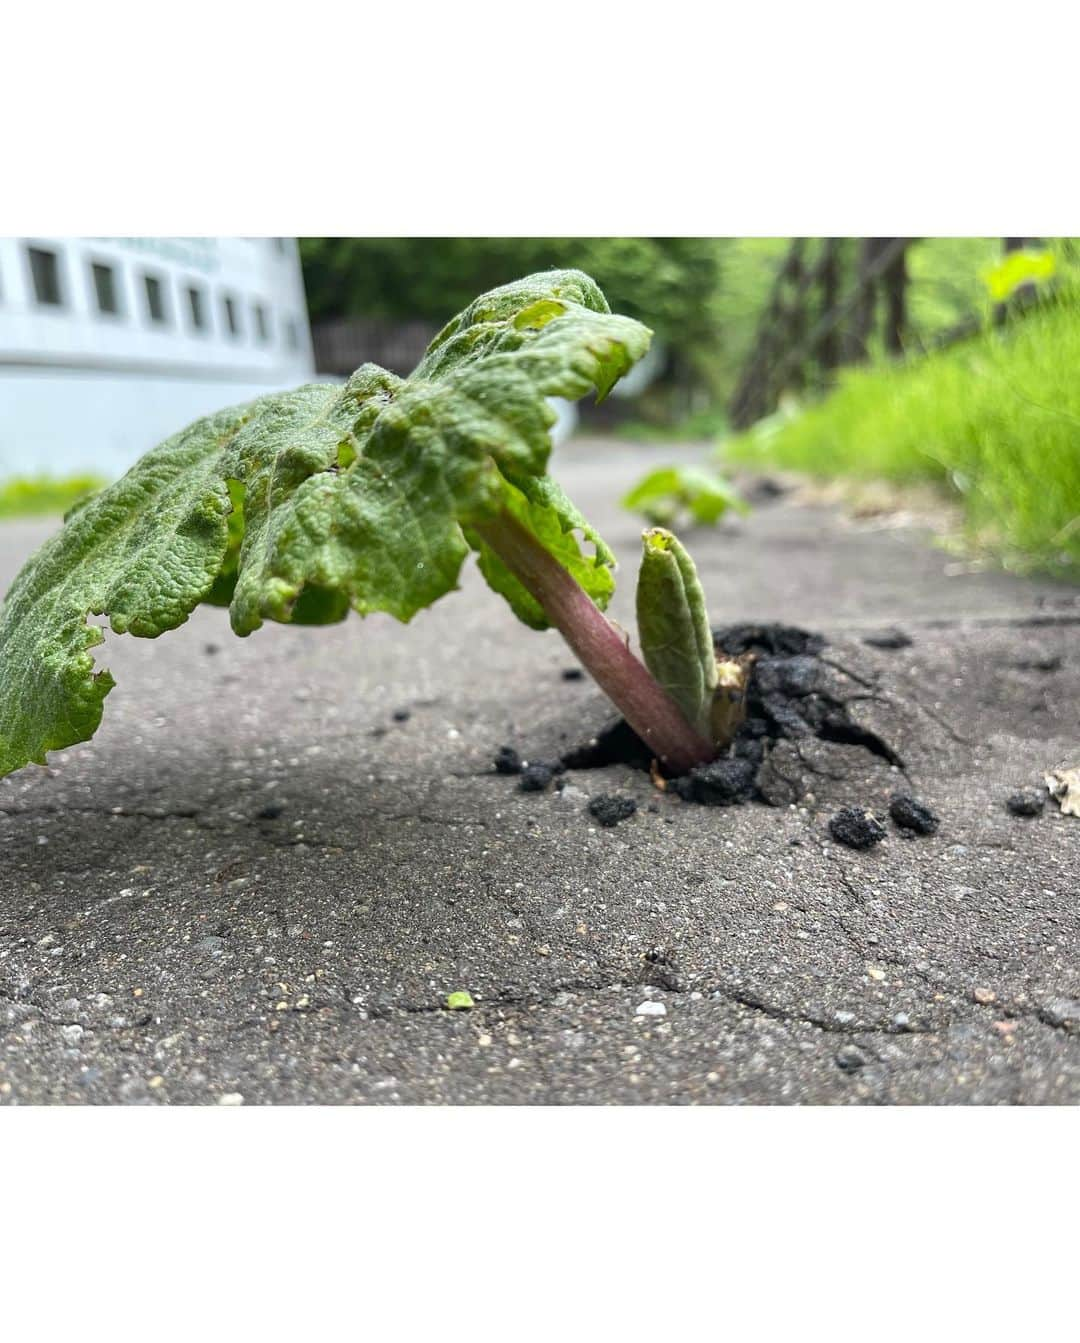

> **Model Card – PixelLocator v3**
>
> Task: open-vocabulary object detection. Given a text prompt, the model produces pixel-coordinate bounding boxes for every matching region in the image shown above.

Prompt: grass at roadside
[721,293,1080,576]
[0,476,104,520]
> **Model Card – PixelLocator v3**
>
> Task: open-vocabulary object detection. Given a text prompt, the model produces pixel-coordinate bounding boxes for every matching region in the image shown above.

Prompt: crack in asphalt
[330,971,940,1040]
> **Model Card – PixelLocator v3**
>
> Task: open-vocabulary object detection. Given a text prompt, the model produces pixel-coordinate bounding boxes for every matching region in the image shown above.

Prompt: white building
[0,237,315,479]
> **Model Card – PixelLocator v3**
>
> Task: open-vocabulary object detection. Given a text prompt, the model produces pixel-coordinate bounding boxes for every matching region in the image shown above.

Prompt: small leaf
[445,990,475,1010]
[622,464,745,529]
[982,248,1056,303]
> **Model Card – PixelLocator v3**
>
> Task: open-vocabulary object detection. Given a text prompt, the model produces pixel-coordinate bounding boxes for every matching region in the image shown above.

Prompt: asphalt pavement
[2,439,1078,1103]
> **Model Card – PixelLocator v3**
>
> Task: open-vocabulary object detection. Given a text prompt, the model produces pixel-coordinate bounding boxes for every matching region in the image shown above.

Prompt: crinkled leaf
[0,270,650,776]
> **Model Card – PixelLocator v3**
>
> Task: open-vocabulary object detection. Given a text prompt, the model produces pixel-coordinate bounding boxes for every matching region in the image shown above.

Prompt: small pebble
[828,807,887,850]
[217,1092,245,1106]
[889,794,940,836]
[834,1045,867,1072]
[392,708,411,722]
[1007,787,1045,817]
[973,987,996,1005]
[561,667,585,681]
[635,1000,667,1018]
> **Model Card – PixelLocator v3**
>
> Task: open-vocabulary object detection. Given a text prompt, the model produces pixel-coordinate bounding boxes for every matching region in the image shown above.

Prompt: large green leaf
[0,271,650,776]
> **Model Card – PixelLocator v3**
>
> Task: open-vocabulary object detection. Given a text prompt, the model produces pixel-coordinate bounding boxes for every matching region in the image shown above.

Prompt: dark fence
[311,318,440,378]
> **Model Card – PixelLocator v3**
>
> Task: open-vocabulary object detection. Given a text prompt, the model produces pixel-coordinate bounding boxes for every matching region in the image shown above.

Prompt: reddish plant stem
[473,509,715,774]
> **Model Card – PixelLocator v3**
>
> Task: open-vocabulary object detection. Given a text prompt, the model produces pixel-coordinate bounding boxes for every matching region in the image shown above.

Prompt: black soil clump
[504,623,912,818]
[560,717,654,773]
[588,795,638,828]
[1007,787,1046,817]
[554,623,903,811]
[828,807,887,849]
[888,794,940,836]
[671,757,758,807]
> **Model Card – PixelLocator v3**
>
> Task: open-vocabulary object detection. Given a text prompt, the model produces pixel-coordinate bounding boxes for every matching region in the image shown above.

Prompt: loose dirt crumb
[889,794,940,835]
[828,807,887,849]
[1007,787,1046,817]
[672,758,757,806]
[588,795,637,828]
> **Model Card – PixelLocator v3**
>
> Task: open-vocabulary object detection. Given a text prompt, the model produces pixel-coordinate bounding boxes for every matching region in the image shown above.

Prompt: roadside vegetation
[0,476,104,520]
[721,286,1080,575]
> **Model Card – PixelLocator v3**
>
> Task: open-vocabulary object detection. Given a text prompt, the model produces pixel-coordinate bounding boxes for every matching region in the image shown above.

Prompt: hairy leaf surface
[0,271,650,775]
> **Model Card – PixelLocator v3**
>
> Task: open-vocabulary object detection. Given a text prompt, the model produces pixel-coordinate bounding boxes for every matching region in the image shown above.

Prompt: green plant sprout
[0,271,739,781]
[636,527,751,749]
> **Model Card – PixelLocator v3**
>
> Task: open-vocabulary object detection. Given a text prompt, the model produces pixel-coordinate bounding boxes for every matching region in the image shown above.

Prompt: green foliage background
[723,282,1080,575]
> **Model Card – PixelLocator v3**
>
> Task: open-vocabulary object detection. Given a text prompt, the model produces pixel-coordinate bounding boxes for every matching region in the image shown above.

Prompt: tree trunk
[818,238,843,371]
[785,244,808,389]
[845,238,882,362]
[729,239,806,428]
[882,242,908,355]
